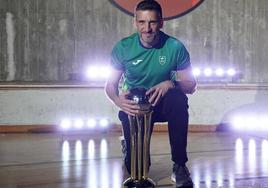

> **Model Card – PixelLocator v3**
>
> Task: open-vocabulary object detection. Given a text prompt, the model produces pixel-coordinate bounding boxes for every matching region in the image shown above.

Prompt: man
[105,0,196,187]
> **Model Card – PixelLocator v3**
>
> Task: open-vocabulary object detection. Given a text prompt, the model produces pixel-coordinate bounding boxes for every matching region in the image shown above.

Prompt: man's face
[135,10,163,47]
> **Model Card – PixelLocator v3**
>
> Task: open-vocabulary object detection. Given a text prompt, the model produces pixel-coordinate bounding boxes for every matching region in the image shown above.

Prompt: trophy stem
[143,111,152,178]
[129,116,137,179]
[137,116,143,180]
[124,112,155,188]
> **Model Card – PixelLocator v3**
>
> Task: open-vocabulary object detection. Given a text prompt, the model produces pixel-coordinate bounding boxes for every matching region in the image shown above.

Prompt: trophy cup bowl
[127,88,152,114]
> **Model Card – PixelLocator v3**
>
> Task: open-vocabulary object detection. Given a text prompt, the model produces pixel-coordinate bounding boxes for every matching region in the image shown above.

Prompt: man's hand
[114,91,140,116]
[146,80,173,106]
[105,68,140,116]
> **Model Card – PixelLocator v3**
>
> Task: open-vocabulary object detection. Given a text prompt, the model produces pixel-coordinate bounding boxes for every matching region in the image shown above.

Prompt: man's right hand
[114,91,140,116]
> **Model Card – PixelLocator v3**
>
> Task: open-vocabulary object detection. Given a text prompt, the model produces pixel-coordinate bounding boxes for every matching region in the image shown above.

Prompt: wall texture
[0,0,267,82]
[0,87,267,126]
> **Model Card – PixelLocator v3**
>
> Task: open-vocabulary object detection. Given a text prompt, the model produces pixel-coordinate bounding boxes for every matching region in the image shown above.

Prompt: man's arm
[175,65,197,94]
[146,65,196,106]
[105,68,123,105]
[105,67,140,116]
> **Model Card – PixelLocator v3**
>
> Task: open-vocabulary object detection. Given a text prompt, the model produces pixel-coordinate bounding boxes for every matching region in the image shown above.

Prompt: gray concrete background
[0,86,267,126]
[0,0,268,83]
[0,1,268,127]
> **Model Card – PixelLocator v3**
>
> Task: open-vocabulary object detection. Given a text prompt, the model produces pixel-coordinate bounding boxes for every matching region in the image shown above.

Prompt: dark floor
[0,131,268,188]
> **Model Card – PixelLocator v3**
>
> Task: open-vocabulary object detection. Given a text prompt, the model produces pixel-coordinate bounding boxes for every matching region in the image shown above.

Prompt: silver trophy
[123,88,156,188]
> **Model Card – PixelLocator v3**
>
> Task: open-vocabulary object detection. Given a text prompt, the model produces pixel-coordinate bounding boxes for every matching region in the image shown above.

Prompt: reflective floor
[0,132,268,188]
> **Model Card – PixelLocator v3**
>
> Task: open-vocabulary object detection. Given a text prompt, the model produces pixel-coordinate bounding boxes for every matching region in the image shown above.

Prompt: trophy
[123,88,156,188]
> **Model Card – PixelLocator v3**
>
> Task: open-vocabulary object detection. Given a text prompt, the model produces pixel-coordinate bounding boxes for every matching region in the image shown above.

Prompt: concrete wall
[1,86,267,126]
[0,0,268,83]
[0,1,268,127]
[0,87,118,125]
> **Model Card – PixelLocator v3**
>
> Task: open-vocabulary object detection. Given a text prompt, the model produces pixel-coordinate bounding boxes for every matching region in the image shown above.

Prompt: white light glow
[88,139,95,159]
[193,68,201,77]
[245,117,256,130]
[215,68,224,77]
[232,116,244,130]
[100,139,108,159]
[99,66,111,78]
[87,139,97,187]
[100,118,109,128]
[101,158,109,188]
[227,68,236,76]
[60,117,111,131]
[75,140,83,160]
[62,141,70,162]
[204,169,212,188]
[235,138,244,173]
[61,141,70,179]
[87,160,97,187]
[248,139,256,173]
[232,115,268,131]
[86,65,111,80]
[262,140,268,173]
[204,68,212,77]
[259,117,268,131]
[87,118,97,128]
[75,140,83,178]
[60,119,71,130]
[190,66,239,81]
[87,66,99,79]
[228,170,235,188]
[100,139,109,188]
[74,119,84,129]
[192,164,200,187]
[112,161,123,188]
[216,163,223,187]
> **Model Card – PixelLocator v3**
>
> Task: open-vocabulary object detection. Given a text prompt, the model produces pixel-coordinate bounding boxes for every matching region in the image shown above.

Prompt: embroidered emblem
[159,56,166,65]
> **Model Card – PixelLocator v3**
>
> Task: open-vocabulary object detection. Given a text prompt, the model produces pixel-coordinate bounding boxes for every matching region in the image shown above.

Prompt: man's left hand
[146,80,173,106]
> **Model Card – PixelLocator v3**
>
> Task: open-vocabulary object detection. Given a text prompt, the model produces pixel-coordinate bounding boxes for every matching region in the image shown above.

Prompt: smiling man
[105,0,196,187]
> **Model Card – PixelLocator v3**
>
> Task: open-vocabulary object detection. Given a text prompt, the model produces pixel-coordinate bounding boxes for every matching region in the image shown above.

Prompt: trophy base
[123,177,156,188]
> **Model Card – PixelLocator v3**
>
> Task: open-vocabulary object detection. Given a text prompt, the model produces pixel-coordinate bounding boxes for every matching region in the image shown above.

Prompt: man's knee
[118,110,129,122]
[164,88,188,108]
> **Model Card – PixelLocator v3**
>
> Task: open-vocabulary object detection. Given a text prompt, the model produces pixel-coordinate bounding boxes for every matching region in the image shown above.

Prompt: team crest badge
[109,0,205,20]
[159,56,166,65]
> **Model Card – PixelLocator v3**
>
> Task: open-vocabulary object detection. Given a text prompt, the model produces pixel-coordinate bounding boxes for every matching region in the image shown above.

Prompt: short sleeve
[110,44,124,71]
[176,44,190,70]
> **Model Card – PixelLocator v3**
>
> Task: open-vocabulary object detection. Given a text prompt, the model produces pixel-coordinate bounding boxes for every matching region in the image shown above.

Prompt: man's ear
[133,16,137,28]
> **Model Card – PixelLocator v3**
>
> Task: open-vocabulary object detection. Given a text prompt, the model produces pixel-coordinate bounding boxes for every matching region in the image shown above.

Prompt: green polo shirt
[111,31,190,91]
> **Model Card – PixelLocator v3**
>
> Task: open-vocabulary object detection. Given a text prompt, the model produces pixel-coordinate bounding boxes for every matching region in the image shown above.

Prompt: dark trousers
[119,87,189,170]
